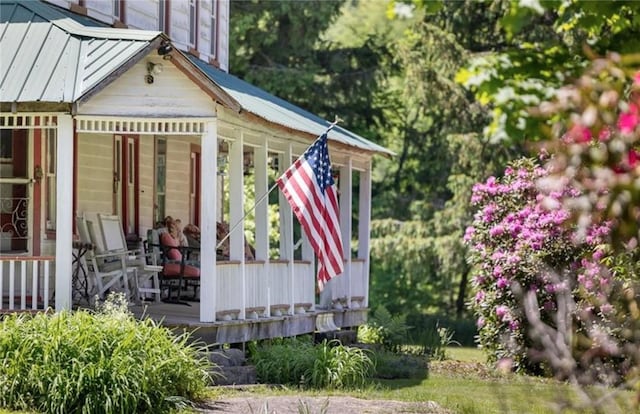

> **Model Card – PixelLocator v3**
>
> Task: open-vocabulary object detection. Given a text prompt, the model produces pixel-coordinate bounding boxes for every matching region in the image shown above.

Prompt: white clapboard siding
[216,262,243,318]
[76,133,114,215]
[164,137,192,219]
[78,58,215,118]
[123,1,158,31]
[244,262,268,316]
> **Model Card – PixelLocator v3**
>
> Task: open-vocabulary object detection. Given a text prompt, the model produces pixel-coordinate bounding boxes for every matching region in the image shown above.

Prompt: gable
[77,57,216,118]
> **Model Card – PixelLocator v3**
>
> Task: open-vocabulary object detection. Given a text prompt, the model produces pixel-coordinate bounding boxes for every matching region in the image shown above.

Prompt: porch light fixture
[145,62,163,84]
[157,40,173,60]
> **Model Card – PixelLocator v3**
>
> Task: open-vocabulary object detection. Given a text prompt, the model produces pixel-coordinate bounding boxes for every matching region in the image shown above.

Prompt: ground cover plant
[248,336,373,389]
[0,294,211,414]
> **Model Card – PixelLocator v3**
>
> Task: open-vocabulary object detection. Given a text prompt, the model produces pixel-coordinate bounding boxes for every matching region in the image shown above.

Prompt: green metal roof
[188,56,393,156]
[0,0,161,103]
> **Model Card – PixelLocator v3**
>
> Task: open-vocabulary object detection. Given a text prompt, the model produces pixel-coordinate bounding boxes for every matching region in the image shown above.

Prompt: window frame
[210,0,217,59]
[188,0,198,49]
[158,0,170,34]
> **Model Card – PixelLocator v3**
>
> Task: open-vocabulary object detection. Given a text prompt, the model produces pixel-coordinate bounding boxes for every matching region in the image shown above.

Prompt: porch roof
[188,56,394,157]
[0,0,161,103]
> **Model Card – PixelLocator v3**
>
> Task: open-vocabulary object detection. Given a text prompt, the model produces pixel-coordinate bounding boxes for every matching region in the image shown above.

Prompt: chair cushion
[160,232,182,261]
[163,263,200,278]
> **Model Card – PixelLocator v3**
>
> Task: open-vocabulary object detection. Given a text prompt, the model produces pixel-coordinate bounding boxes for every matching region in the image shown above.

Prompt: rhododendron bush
[465,158,640,379]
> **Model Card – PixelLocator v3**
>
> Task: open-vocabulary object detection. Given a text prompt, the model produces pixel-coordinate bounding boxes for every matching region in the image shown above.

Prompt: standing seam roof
[0,0,159,103]
[188,55,393,156]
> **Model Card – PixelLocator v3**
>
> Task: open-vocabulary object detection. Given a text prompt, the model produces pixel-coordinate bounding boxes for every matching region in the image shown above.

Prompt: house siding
[77,58,216,118]
[42,0,229,72]
[76,133,115,215]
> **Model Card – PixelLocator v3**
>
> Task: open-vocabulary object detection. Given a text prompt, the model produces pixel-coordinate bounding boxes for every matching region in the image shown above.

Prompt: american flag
[277,132,344,290]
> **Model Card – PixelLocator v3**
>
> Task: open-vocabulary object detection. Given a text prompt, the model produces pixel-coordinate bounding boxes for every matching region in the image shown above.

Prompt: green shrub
[249,336,373,389]
[0,295,211,413]
[357,306,410,352]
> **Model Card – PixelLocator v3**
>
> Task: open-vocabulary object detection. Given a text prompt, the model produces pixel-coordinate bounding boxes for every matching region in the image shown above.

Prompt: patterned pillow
[160,232,182,261]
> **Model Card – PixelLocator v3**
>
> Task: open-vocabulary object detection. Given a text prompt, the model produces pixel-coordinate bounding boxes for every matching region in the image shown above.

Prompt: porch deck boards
[129,302,368,345]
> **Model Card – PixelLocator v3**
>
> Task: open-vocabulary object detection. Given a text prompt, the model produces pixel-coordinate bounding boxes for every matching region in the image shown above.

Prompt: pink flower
[618,103,639,134]
[634,71,640,86]
[496,305,509,321]
[496,277,509,289]
[563,123,592,143]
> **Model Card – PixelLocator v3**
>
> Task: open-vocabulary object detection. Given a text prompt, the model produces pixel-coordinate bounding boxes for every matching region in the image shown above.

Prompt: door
[0,128,36,253]
[113,135,139,238]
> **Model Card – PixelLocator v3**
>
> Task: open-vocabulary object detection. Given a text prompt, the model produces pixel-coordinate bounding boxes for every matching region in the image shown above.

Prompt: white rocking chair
[75,215,129,301]
[98,214,161,304]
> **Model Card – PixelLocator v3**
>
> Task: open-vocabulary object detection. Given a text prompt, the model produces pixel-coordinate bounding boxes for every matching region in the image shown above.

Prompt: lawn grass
[208,347,638,414]
[445,345,485,363]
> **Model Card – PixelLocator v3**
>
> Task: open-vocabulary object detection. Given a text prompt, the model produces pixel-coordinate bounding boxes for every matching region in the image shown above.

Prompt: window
[45,127,57,231]
[154,137,167,225]
[188,0,197,48]
[158,0,170,33]
[0,129,12,161]
[113,0,124,22]
[210,1,217,58]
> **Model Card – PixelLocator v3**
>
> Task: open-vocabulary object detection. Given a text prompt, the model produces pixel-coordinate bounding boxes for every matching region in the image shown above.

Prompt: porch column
[200,119,218,322]
[54,114,73,311]
[254,142,269,260]
[358,162,372,308]
[254,142,269,316]
[278,144,294,315]
[339,158,353,308]
[229,133,246,319]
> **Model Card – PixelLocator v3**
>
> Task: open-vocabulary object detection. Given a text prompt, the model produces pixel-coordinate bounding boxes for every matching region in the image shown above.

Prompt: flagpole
[216,118,342,250]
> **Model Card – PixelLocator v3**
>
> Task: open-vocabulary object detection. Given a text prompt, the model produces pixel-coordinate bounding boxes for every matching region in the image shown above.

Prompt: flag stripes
[277,133,344,289]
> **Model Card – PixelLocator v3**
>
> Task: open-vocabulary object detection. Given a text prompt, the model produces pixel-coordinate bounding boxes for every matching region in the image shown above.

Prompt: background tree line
[229,0,640,327]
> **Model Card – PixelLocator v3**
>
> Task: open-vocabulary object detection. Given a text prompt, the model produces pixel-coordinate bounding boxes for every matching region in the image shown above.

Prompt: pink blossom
[495,305,509,320]
[617,103,639,134]
[634,71,640,86]
[496,277,509,289]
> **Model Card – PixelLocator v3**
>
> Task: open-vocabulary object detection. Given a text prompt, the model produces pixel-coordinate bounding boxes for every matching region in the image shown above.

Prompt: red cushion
[163,263,200,278]
[160,232,182,261]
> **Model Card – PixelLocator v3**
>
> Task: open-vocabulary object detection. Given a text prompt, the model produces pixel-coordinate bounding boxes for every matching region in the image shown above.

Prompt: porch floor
[129,301,368,345]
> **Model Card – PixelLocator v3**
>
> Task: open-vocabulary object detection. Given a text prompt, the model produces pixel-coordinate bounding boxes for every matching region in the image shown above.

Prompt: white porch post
[229,133,246,319]
[358,163,372,308]
[54,114,73,311]
[279,144,294,315]
[254,142,269,316]
[254,142,269,261]
[200,119,218,322]
[339,158,353,308]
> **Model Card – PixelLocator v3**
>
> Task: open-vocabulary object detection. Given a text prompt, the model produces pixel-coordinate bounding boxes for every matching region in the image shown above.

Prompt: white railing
[0,256,53,311]
[212,260,317,320]
[350,259,367,308]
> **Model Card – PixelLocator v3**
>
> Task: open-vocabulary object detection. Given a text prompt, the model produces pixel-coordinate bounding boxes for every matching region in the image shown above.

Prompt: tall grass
[0,296,211,414]
[249,336,373,389]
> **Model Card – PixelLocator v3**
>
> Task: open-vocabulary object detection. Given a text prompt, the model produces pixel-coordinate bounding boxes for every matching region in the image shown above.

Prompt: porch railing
[213,259,365,321]
[0,256,53,311]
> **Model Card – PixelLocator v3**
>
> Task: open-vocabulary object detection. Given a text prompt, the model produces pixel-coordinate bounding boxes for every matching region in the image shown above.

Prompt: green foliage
[0,294,210,413]
[249,336,373,389]
[458,0,640,144]
[357,306,410,352]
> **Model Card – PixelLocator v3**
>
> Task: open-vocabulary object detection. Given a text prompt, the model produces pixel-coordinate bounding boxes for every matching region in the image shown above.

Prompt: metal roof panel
[0,1,158,103]
[188,55,393,156]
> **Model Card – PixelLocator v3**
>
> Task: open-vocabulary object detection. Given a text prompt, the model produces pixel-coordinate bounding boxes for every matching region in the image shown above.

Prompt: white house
[0,0,391,343]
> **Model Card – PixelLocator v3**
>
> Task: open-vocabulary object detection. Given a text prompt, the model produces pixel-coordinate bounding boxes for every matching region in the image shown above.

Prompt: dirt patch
[198,396,451,413]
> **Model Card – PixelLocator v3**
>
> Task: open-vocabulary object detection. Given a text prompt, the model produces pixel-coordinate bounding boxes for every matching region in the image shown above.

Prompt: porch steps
[208,348,256,386]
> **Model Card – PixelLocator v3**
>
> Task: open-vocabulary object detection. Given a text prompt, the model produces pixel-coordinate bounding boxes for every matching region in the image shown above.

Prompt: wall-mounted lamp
[157,40,173,60]
[145,62,163,84]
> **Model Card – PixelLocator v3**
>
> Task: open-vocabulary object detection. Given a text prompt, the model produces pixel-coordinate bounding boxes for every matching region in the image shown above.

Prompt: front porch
[129,300,367,345]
